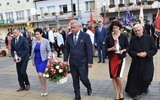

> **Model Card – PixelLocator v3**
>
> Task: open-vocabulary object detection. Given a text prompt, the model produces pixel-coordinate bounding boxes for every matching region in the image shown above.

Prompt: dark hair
[109,20,122,31]
[34,28,43,34]
[88,25,92,30]
[98,21,102,23]
[7,32,12,36]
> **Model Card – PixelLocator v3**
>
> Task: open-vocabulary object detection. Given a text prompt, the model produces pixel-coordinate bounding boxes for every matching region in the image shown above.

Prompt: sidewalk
[0,50,160,100]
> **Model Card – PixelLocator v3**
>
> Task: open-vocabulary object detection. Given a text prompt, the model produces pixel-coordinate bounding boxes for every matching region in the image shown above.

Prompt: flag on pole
[69,17,72,23]
[90,12,93,24]
[103,12,106,23]
[94,2,98,21]
[124,10,132,25]
[154,9,160,37]
[139,3,144,26]
[68,17,72,27]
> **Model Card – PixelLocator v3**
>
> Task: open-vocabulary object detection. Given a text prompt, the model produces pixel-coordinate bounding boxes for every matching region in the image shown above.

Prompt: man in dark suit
[11,28,30,92]
[94,21,107,63]
[42,27,49,39]
[63,20,93,100]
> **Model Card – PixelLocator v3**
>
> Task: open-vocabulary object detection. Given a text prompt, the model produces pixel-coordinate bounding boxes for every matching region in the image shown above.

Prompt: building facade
[0,0,159,39]
[0,0,35,39]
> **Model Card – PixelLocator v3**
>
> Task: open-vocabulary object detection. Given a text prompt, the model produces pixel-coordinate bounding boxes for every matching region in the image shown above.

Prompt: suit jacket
[42,31,48,39]
[64,31,93,67]
[106,34,129,59]
[31,38,52,64]
[11,35,29,61]
[94,27,107,44]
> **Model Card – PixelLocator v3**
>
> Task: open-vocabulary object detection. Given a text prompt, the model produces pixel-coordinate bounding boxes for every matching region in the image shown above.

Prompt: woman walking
[31,28,52,96]
[105,20,129,100]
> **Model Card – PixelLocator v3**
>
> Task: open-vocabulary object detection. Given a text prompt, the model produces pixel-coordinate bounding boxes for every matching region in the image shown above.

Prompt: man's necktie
[15,39,18,45]
[74,34,77,46]
[99,27,101,32]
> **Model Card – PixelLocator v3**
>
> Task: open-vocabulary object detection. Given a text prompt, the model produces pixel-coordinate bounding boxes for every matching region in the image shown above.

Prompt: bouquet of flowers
[43,54,70,84]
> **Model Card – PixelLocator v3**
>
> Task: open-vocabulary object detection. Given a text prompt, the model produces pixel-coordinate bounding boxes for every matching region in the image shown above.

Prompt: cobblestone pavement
[0,46,160,100]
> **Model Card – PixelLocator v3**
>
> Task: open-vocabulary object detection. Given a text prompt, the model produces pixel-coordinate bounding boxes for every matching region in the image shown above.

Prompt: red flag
[103,13,106,23]
[69,17,72,23]
[155,10,160,31]
[90,13,93,24]
[154,9,160,37]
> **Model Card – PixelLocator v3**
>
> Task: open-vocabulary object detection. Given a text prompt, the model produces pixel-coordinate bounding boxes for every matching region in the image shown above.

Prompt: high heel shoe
[43,92,48,96]
[40,92,48,96]
[119,97,124,100]
[119,92,124,100]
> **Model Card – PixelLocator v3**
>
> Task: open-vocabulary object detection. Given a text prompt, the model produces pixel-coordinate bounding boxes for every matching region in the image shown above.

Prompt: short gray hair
[70,20,79,25]
[133,24,143,30]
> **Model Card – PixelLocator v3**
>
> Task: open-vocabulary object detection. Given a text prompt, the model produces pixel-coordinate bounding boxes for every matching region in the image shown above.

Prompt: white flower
[56,65,60,69]
[45,74,49,78]
[59,69,63,73]
[45,68,48,71]
[43,74,46,77]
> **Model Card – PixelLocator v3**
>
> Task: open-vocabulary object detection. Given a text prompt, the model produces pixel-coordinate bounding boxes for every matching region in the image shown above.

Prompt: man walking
[11,28,30,92]
[125,24,157,99]
[63,20,93,100]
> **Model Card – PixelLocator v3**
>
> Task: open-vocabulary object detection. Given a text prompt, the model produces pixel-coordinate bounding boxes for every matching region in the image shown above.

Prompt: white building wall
[0,0,35,23]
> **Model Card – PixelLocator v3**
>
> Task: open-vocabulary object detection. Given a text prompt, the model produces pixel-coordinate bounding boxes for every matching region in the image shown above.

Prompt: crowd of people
[4,18,159,100]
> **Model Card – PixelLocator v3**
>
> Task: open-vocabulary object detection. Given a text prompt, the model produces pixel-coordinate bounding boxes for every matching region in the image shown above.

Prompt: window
[6,12,13,20]
[0,14,3,20]
[16,11,24,19]
[7,2,9,5]
[124,0,130,4]
[142,0,147,2]
[59,5,68,13]
[27,9,31,21]
[110,0,115,4]
[40,7,44,15]
[48,6,55,14]
[27,10,30,17]
[85,1,95,11]
[136,0,147,2]
[119,0,123,3]
[26,0,29,2]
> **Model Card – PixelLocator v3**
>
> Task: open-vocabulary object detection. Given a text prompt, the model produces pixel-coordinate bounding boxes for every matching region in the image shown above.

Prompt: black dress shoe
[87,88,92,96]
[102,61,105,63]
[17,87,26,92]
[97,61,101,63]
[25,85,30,91]
[75,95,81,100]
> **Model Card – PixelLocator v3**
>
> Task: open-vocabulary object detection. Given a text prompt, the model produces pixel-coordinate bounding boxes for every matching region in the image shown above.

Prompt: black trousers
[16,61,30,88]
[70,64,91,95]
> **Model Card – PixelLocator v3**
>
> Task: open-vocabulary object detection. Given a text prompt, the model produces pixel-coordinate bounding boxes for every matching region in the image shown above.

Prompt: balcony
[101,2,158,15]
[33,0,46,2]
[32,12,78,22]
